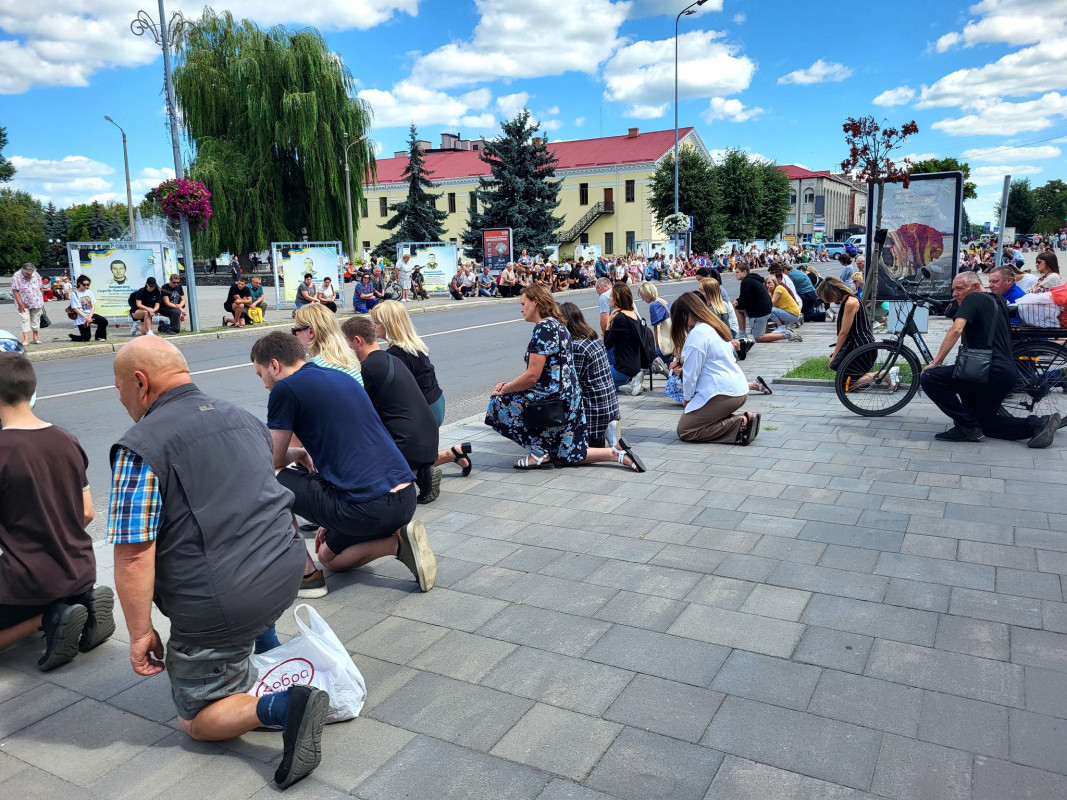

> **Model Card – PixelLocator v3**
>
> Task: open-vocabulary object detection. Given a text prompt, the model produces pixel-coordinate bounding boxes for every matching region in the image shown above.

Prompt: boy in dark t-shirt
[0,353,114,671]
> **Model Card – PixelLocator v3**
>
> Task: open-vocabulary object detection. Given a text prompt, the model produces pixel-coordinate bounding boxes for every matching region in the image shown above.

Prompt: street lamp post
[104,116,136,242]
[674,0,707,258]
[342,133,369,268]
[131,1,200,331]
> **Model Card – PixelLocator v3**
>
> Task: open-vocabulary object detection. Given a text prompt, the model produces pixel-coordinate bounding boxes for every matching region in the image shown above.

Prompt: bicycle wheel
[1003,340,1067,419]
[834,342,922,416]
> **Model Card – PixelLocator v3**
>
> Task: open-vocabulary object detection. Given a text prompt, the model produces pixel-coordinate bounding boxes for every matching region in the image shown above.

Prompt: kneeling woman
[669,292,759,445]
[486,284,645,471]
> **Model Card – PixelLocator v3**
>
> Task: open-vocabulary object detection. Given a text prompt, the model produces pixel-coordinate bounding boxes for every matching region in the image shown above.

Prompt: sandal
[514,452,553,470]
[612,441,646,473]
[755,376,772,395]
[450,443,473,477]
[739,412,761,446]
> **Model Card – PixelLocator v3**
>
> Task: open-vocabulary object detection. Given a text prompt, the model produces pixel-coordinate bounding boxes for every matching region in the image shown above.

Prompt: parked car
[845,234,866,254]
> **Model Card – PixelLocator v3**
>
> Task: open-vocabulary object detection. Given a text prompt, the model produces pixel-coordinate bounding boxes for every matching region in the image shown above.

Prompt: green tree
[0,126,14,183]
[755,161,792,241]
[908,157,977,200]
[43,202,71,272]
[461,109,563,259]
[1031,179,1067,234]
[647,147,725,253]
[174,9,374,258]
[0,189,46,275]
[372,125,448,259]
[711,148,763,242]
[1002,178,1037,233]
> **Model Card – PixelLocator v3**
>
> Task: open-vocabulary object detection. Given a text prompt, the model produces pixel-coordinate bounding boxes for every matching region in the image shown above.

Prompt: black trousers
[159,308,181,334]
[74,314,108,341]
[919,360,1039,440]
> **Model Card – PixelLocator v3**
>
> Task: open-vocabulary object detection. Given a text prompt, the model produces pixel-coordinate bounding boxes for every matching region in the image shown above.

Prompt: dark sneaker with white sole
[76,586,116,652]
[935,426,985,442]
[297,570,328,599]
[1028,413,1061,449]
[274,685,329,789]
[397,521,436,592]
[416,465,442,504]
[38,602,88,672]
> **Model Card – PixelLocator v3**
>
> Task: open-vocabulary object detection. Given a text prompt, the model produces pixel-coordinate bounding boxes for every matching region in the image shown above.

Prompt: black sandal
[739,412,761,446]
[755,376,772,395]
[450,443,473,477]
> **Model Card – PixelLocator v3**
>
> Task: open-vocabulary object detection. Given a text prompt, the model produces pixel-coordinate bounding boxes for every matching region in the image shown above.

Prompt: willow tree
[173,10,374,258]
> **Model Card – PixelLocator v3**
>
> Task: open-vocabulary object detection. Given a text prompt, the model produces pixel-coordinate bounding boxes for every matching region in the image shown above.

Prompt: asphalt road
[31,280,702,539]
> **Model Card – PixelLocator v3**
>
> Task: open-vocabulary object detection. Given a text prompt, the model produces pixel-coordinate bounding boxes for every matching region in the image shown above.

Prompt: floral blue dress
[485,318,588,463]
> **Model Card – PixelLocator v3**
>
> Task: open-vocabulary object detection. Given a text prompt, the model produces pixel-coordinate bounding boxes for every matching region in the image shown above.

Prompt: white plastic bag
[248,604,366,723]
[1015,292,1061,327]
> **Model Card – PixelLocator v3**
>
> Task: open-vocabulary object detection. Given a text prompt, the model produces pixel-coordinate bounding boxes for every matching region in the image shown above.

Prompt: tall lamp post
[342,132,369,268]
[104,116,137,242]
[131,1,200,331]
[674,0,707,257]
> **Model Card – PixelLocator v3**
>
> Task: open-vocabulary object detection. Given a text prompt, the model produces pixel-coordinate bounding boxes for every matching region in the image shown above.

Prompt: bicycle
[833,283,1067,418]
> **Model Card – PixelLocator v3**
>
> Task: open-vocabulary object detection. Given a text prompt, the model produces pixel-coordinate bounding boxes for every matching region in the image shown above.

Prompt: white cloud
[970,164,1042,185]
[130,166,176,195]
[701,97,763,123]
[931,92,1067,136]
[539,119,564,131]
[0,1,418,94]
[545,106,560,115]
[873,86,916,106]
[733,12,746,24]
[934,0,1061,52]
[708,148,773,164]
[626,0,723,19]
[902,152,940,163]
[777,59,852,86]
[602,29,755,118]
[962,144,1062,162]
[357,82,495,129]
[574,117,586,127]
[496,92,530,118]
[408,0,629,89]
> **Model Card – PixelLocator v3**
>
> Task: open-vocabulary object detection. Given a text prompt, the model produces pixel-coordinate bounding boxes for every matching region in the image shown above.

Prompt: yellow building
[358,126,710,260]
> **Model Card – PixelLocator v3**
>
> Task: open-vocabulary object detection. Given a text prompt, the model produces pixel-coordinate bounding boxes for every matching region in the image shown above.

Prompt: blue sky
[2,0,1065,228]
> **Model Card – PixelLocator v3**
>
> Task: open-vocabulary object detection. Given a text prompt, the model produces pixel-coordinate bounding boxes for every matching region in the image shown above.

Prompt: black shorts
[0,602,50,630]
[277,468,416,553]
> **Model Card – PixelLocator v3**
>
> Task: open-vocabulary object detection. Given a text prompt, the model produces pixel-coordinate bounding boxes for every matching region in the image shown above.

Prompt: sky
[1,0,1065,230]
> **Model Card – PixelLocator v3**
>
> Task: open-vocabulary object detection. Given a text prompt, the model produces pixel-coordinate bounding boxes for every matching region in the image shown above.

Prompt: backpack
[638,317,657,368]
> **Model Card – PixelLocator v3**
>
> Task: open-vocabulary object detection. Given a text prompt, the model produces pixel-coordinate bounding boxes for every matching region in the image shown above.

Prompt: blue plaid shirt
[106,446,162,545]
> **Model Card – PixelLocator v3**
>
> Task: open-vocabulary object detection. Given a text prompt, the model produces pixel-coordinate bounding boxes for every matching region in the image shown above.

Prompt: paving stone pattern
[2,313,1066,798]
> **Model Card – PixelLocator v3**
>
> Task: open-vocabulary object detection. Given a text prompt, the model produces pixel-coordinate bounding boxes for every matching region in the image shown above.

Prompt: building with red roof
[777,165,867,244]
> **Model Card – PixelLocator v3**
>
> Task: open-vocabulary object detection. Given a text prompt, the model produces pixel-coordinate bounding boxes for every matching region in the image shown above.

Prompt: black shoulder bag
[952,294,996,383]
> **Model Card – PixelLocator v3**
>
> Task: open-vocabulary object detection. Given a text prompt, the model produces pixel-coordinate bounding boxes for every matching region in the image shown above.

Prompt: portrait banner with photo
[398,243,457,293]
[866,172,963,300]
[67,243,167,318]
[272,242,343,307]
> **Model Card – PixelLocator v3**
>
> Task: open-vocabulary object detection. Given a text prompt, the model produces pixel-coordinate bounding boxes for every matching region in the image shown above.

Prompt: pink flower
[156,179,214,232]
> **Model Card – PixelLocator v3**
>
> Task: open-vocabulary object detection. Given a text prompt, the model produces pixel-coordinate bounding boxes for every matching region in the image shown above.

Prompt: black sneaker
[76,586,116,652]
[935,426,985,442]
[737,337,755,361]
[274,685,329,789]
[297,570,328,599]
[38,602,88,672]
[1028,413,1061,449]
[397,521,436,592]
[415,465,441,505]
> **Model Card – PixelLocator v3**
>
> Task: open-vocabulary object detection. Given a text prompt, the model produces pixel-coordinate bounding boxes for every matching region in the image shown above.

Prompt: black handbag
[522,397,566,430]
[828,341,853,371]
[39,309,51,328]
[952,295,996,383]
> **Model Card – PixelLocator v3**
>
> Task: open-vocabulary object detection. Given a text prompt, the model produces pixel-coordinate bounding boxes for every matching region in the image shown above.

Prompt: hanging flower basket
[662,212,689,235]
[156,178,213,232]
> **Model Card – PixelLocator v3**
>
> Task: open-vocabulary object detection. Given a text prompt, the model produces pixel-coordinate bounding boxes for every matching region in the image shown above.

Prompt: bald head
[113,337,192,421]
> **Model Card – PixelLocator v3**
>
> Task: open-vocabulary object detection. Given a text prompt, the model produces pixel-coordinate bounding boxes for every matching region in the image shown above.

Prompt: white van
[846,234,866,253]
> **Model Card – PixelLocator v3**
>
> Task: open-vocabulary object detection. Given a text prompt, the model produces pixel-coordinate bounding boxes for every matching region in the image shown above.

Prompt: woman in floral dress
[486,284,645,472]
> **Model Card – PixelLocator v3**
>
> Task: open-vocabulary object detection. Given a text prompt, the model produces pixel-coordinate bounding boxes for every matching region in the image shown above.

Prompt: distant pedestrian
[10,263,44,346]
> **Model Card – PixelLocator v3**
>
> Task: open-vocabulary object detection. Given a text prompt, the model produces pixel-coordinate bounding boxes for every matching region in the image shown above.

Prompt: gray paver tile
[797,521,904,553]
[957,541,1037,570]
[948,587,1043,628]
[447,564,524,598]
[1011,626,1067,672]
[475,604,611,658]
[584,559,701,600]
[817,544,880,573]
[684,575,755,609]
[348,616,450,664]
[934,614,1010,661]
[28,639,149,702]
[703,696,881,790]
[407,630,517,682]
[1010,708,1067,775]
[490,703,621,781]
[971,756,1067,799]
[583,624,729,687]
[874,552,995,591]
[918,691,1009,758]
[0,752,27,786]
[106,672,180,722]
[480,647,632,716]
[603,673,722,742]
[793,626,873,674]
[738,583,811,621]
[354,655,417,712]
[711,650,820,710]
[801,593,937,646]
[1016,528,1067,552]
[750,535,826,565]
[0,664,42,705]
[585,727,723,800]
[1025,666,1067,719]
[900,533,958,560]
[808,670,922,737]
[766,561,888,602]
[705,756,880,800]
[870,734,972,800]
[496,545,565,573]
[85,731,223,800]
[535,779,618,800]
[883,577,951,612]
[306,717,414,793]
[1037,548,1067,575]
[713,552,778,582]
[0,681,82,737]
[1044,600,1067,633]
[866,640,1025,707]
[504,573,618,616]
[387,587,510,632]
[1,697,171,784]
[539,553,608,581]
[736,513,805,538]
[587,536,665,564]
[0,765,96,800]
[367,672,533,752]
[592,590,686,632]
[357,735,550,800]
[668,603,804,658]
[647,543,727,573]
[250,777,349,799]
[996,567,1063,601]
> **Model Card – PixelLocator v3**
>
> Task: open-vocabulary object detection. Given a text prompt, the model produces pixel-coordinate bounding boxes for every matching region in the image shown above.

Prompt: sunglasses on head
[292,326,310,335]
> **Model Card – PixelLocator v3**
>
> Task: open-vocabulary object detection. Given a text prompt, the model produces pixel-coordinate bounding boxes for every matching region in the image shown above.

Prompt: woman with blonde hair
[292,302,363,385]
[697,276,738,337]
[637,281,671,375]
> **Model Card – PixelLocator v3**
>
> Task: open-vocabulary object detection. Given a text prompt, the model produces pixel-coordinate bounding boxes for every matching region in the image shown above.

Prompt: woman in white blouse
[668,292,758,445]
[1029,251,1062,293]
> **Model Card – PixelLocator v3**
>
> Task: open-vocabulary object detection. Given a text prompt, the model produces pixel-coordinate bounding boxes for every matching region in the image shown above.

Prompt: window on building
[579,233,589,245]
[379,197,388,217]
[803,189,815,204]
[469,191,478,213]
[785,214,796,225]
[362,240,370,250]
[449,238,457,244]
[804,213,814,224]
[360,198,369,218]
[579,183,589,205]
[604,232,614,254]
[625,180,635,203]
[788,192,796,205]
[448,192,456,213]
[625,231,635,253]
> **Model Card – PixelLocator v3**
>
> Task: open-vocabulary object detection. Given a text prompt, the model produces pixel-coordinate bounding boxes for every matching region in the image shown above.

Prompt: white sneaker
[130,322,139,336]
[887,366,900,391]
[626,374,644,396]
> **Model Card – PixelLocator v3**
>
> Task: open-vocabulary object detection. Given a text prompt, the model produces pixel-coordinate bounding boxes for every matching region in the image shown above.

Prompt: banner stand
[67,240,175,322]
[271,241,345,310]
[396,242,457,294]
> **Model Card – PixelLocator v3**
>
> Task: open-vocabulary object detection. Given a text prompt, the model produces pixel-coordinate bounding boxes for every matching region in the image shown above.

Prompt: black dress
[835,296,875,378]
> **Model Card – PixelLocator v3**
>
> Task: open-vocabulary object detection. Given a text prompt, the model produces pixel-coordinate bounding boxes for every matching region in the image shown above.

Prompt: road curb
[774,377,835,388]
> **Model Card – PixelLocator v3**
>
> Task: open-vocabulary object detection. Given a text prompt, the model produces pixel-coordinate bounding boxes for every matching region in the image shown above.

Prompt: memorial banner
[273,242,342,306]
[482,228,512,272]
[399,243,457,293]
[68,243,166,318]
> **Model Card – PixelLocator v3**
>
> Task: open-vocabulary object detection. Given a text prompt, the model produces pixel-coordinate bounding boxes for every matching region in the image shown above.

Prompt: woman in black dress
[817,277,875,384]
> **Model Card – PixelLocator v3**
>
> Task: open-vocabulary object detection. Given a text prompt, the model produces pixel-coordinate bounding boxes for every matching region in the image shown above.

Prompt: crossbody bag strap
[980,293,997,348]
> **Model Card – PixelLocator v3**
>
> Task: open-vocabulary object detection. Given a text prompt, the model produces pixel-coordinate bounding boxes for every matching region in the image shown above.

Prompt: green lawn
[782,357,835,381]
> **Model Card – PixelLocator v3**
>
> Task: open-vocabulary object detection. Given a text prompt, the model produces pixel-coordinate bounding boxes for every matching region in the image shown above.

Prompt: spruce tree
[461,110,562,259]
[373,124,448,259]
[44,203,70,271]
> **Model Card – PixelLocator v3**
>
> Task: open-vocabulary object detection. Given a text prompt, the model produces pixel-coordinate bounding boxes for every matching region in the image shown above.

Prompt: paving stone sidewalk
[2,314,1066,799]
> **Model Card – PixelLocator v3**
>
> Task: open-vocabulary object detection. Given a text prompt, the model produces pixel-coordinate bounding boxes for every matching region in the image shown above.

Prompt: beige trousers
[677,393,747,443]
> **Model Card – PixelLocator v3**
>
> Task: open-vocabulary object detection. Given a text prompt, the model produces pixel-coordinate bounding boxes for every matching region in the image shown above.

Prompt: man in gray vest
[108,336,328,790]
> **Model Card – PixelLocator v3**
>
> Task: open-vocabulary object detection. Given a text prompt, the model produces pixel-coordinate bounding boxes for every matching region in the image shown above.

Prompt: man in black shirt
[732,264,801,343]
[224,277,253,328]
[158,273,185,334]
[131,277,162,336]
[920,272,1060,446]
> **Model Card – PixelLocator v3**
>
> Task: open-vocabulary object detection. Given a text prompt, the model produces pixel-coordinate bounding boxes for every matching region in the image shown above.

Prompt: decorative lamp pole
[104,116,137,242]
[131,1,200,331]
[342,133,369,268]
[674,0,707,257]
